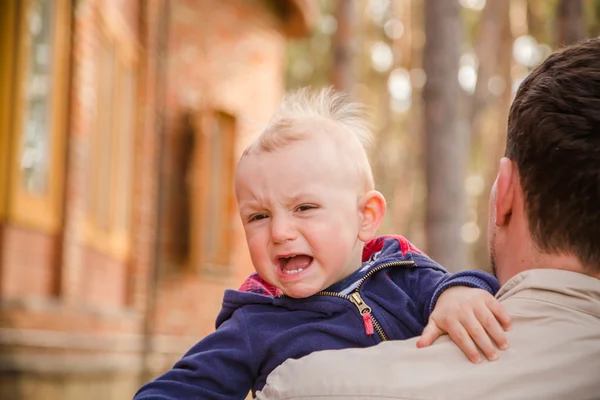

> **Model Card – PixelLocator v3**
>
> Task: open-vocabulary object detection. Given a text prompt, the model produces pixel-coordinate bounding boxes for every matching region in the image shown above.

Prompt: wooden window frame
[189,110,237,272]
[81,6,139,261]
[0,0,18,221]
[1,0,71,233]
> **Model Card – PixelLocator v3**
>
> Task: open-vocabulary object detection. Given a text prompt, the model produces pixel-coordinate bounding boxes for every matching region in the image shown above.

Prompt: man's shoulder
[256,271,600,400]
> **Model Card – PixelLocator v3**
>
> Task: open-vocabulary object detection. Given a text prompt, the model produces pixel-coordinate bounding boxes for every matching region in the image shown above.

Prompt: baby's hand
[416,287,511,363]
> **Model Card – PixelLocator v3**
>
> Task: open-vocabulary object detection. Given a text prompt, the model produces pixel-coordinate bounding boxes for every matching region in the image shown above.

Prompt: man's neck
[502,251,597,285]
[535,252,590,275]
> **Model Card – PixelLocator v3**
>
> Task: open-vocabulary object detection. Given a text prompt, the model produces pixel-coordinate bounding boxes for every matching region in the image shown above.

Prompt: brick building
[0,0,315,398]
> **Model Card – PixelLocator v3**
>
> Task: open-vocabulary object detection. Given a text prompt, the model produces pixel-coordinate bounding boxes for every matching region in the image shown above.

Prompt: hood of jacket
[216,235,429,327]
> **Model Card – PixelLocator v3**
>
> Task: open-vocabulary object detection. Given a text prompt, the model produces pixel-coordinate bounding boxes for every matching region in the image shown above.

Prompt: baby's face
[235,138,365,298]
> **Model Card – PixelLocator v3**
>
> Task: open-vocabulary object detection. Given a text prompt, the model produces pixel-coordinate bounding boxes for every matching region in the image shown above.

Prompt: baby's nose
[270,216,297,244]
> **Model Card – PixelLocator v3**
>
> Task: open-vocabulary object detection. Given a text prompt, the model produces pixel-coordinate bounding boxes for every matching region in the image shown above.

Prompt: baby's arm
[417,283,511,363]
[133,309,256,400]
[390,259,509,363]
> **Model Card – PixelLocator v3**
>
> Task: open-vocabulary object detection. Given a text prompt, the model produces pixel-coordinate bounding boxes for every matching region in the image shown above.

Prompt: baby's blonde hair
[243,87,375,190]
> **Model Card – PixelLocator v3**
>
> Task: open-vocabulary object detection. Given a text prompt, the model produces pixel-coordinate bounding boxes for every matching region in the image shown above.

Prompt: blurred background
[0,0,597,399]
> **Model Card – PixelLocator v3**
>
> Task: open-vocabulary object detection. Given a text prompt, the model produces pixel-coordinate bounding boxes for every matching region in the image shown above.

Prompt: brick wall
[1,0,161,398]
[0,0,312,398]
[152,0,287,340]
[0,226,59,300]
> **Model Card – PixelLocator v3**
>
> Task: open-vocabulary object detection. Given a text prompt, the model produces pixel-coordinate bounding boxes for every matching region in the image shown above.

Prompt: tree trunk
[423,0,466,272]
[470,0,507,124]
[331,0,356,92]
[372,0,401,234]
[473,0,513,271]
[555,0,585,47]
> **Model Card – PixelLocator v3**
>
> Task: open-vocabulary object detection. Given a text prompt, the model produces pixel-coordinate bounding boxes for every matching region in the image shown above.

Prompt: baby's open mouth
[278,255,313,275]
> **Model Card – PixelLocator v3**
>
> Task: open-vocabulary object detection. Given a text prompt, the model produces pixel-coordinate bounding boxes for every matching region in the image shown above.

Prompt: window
[0,1,18,221]
[189,111,237,270]
[82,9,138,260]
[0,0,71,232]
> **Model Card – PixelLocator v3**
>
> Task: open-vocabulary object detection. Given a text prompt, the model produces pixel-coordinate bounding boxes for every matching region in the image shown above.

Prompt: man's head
[235,88,386,298]
[489,38,600,284]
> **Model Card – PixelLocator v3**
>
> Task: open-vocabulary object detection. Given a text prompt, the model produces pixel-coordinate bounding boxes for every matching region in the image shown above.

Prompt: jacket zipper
[278,260,415,341]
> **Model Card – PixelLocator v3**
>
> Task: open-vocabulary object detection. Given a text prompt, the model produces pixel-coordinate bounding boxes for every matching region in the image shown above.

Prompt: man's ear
[495,157,515,227]
[358,190,386,242]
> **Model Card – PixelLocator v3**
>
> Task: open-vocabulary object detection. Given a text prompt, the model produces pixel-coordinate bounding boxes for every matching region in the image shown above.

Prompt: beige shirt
[256,269,600,400]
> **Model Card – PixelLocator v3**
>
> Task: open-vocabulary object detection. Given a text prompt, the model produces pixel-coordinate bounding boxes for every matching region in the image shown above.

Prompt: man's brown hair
[506,38,600,273]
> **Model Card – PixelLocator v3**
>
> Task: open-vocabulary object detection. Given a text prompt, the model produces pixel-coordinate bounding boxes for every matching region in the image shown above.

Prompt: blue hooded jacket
[134,236,499,400]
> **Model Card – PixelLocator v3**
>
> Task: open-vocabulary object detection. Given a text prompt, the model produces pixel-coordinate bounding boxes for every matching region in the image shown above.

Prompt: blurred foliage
[282,0,599,269]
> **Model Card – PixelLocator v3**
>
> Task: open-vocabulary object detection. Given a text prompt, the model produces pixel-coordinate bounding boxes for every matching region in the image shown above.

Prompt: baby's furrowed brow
[239,201,270,216]
[284,193,318,206]
[237,199,261,211]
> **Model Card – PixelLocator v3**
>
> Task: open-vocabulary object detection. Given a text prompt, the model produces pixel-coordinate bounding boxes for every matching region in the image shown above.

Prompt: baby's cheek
[319,236,353,262]
[247,236,267,263]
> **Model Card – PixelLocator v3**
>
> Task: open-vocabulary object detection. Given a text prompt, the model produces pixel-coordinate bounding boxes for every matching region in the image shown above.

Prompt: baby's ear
[358,190,386,242]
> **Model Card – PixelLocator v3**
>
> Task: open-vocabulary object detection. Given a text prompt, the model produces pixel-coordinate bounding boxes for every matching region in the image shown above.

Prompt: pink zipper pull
[362,312,374,335]
[350,292,376,336]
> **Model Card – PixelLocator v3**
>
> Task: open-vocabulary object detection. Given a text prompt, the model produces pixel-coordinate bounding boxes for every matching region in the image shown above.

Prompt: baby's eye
[248,213,269,223]
[295,204,316,212]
